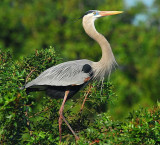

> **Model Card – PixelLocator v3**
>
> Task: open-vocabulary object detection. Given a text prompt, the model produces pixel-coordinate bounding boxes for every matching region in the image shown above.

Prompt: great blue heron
[23,10,123,141]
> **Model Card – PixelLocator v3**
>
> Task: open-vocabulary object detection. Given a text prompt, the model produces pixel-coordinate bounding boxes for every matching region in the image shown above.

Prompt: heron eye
[93,12,96,15]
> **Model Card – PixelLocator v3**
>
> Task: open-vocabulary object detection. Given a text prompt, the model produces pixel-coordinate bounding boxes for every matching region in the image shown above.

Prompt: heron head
[82,10,123,21]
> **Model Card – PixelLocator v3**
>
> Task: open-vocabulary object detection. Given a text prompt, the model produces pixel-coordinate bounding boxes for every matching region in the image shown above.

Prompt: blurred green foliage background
[0,0,160,143]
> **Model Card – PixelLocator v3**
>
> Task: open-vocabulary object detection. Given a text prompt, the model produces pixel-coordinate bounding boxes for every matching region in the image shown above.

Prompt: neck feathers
[82,16,117,80]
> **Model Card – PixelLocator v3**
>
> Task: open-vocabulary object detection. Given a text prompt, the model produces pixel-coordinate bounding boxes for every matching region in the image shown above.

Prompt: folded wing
[25,59,93,89]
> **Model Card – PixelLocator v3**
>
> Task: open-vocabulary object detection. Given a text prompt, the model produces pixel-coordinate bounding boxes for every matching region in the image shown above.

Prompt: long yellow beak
[99,11,123,16]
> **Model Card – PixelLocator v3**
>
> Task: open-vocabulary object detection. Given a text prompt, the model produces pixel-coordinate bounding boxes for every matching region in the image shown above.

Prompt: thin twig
[25,68,36,83]
[29,106,52,118]
[24,110,33,136]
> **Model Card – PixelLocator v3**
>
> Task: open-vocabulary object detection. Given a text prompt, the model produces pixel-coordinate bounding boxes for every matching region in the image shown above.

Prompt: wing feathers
[25,59,93,88]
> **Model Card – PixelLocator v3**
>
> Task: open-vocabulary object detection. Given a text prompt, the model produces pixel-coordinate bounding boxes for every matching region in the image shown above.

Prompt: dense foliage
[0,48,61,144]
[0,50,159,144]
[78,106,160,145]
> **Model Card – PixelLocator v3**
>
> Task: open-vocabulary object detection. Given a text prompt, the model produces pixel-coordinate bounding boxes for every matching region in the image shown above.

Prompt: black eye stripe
[79,10,97,19]
[80,10,96,18]
[84,10,95,15]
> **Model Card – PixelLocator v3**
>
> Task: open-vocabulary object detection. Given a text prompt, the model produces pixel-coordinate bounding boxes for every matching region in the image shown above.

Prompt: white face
[92,11,101,18]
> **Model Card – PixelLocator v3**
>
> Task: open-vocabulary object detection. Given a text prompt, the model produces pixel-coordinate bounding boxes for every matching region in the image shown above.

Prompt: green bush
[0,48,61,144]
[0,49,115,144]
[78,105,160,144]
[0,49,159,144]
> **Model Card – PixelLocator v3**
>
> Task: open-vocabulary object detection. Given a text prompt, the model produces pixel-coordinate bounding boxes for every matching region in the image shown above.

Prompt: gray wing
[25,59,93,88]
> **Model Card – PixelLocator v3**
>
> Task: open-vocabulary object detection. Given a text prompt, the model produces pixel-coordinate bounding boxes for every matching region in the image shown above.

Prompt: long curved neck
[82,17,116,77]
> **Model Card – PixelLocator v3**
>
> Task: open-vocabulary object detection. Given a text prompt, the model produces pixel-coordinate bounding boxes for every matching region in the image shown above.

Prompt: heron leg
[59,91,69,142]
[62,115,79,140]
[59,90,79,142]
[80,84,92,113]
